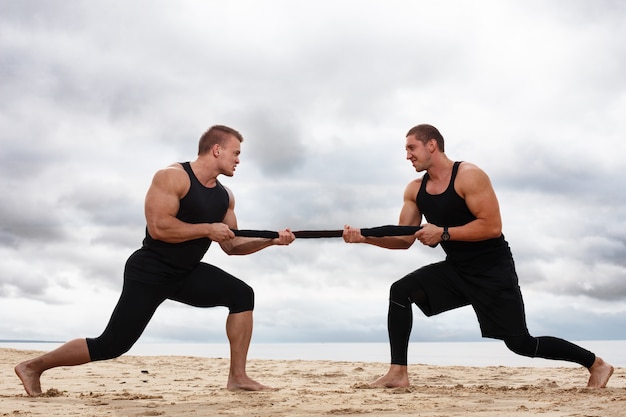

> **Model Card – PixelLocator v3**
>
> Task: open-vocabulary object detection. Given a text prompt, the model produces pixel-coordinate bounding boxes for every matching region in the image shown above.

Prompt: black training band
[231,225,423,239]
[294,230,344,238]
[232,229,280,238]
[361,225,423,237]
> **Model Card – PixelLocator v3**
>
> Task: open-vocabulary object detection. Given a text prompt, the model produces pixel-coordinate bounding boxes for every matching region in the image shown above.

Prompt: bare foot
[370,365,410,388]
[587,357,614,388]
[227,375,274,391]
[15,361,43,397]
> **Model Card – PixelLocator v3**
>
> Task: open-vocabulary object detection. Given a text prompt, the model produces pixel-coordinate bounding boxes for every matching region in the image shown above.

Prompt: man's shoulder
[151,163,191,191]
[158,162,187,176]
[457,161,480,171]
[165,162,186,171]
[455,161,494,193]
[457,161,488,179]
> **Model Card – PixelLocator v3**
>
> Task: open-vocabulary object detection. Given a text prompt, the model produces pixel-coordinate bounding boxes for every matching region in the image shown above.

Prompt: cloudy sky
[1,0,625,348]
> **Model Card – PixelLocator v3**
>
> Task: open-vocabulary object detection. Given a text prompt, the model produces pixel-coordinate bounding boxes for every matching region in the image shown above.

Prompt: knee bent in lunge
[86,336,135,362]
[389,281,412,309]
[503,334,538,357]
[390,279,428,308]
[228,282,255,314]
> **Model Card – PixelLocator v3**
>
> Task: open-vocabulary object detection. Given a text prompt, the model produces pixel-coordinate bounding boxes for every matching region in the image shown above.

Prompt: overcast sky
[1,0,625,348]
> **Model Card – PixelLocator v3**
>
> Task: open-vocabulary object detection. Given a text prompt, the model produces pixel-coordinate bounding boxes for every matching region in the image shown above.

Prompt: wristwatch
[441,226,450,242]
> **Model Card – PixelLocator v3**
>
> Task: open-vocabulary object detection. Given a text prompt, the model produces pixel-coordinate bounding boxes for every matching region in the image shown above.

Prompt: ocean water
[3,340,625,368]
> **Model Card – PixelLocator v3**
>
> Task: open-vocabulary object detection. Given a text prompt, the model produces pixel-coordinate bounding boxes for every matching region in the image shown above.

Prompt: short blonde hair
[198,125,244,155]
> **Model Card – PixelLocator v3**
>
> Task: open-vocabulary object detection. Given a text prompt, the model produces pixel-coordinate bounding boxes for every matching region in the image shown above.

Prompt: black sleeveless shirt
[141,162,230,270]
[417,161,512,271]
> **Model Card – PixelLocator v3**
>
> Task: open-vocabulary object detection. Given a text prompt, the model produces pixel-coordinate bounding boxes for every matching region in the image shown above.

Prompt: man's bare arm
[144,165,234,243]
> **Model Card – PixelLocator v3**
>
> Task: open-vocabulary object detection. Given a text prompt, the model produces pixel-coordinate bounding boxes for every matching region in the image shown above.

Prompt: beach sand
[2,348,625,416]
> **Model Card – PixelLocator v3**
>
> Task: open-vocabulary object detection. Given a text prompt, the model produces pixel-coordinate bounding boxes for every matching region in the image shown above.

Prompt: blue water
[3,340,625,368]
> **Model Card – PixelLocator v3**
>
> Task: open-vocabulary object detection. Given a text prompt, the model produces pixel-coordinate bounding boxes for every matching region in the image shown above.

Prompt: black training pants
[87,261,254,361]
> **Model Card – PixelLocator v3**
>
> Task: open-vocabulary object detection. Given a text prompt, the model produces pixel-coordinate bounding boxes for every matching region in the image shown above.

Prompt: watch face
[442,231,450,241]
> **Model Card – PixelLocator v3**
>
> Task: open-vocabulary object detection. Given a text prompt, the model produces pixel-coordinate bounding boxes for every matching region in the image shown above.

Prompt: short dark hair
[406,124,444,152]
[198,125,244,155]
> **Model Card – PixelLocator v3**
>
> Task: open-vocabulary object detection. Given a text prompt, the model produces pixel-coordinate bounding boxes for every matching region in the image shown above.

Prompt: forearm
[361,235,414,250]
[147,218,211,243]
[222,237,276,255]
[448,219,501,242]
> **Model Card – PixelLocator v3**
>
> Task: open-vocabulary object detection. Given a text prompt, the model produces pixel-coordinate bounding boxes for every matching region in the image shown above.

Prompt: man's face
[405,135,431,172]
[217,135,241,177]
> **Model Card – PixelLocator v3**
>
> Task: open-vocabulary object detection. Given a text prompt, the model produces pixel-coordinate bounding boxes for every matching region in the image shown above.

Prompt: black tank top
[417,161,512,271]
[141,162,230,270]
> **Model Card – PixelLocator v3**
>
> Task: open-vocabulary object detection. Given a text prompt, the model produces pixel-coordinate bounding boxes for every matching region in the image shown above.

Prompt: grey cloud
[0,191,68,245]
[0,145,55,179]
[239,111,307,177]
[493,141,625,204]
[59,182,144,227]
[90,226,144,249]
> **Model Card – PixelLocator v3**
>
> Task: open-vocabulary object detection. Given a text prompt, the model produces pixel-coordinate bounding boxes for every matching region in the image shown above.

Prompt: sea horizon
[2,339,625,368]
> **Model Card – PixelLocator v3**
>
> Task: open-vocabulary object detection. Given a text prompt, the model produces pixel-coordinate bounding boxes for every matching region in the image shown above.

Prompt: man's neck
[426,155,454,181]
[190,158,219,187]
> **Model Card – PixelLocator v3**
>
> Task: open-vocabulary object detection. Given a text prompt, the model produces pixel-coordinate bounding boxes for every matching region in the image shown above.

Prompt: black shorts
[402,259,529,339]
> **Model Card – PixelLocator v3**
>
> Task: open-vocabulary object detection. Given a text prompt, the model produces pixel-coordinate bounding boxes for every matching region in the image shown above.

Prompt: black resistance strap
[231,225,423,239]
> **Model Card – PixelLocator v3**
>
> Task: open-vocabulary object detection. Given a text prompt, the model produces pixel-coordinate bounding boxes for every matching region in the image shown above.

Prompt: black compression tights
[388,287,596,369]
[503,335,595,368]
[86,263,254,361]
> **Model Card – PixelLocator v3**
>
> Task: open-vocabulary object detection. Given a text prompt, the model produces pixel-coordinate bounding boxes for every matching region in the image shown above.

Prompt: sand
[2,348,625,416]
